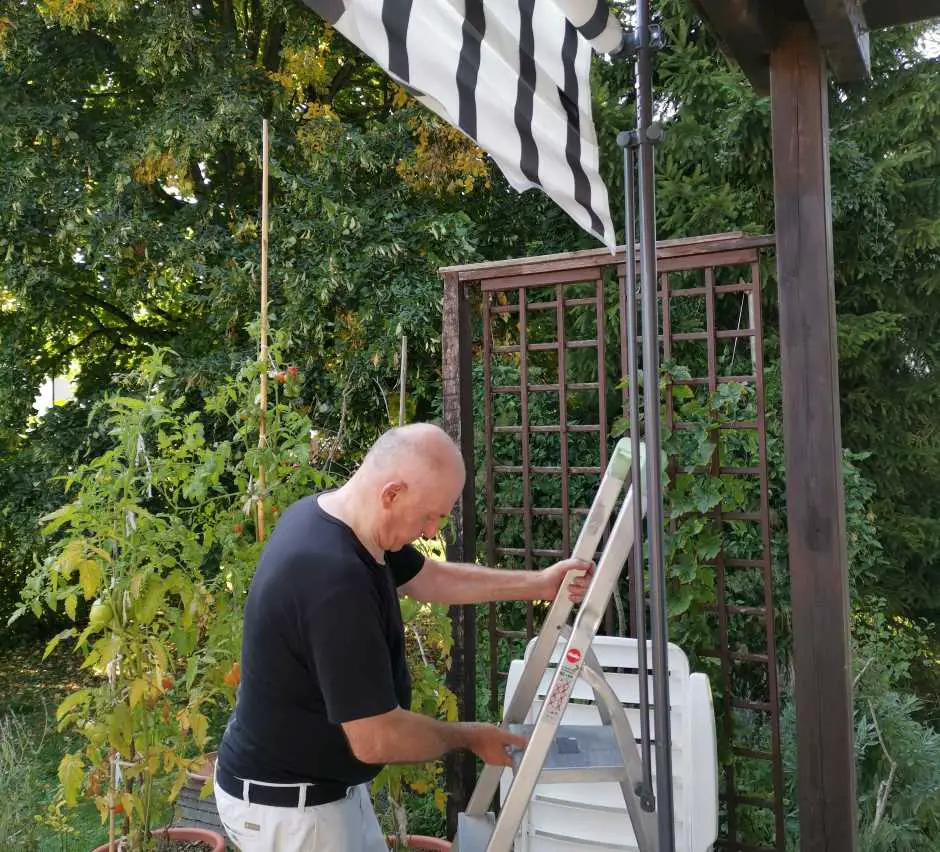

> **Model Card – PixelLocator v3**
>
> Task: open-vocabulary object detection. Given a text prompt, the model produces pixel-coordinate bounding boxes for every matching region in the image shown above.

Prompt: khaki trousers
[214,768,388,852]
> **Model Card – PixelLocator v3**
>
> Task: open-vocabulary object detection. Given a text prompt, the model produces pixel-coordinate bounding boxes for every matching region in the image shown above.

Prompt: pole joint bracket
[610,24,665,60]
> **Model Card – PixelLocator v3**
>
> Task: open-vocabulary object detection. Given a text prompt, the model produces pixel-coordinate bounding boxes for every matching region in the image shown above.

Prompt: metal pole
[634,0,675,846]
[619,135,654,809]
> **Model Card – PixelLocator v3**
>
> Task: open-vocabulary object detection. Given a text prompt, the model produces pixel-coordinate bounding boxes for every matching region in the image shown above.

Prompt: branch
[328,59,364,105]
[867,698,897,832]
[262,13,285,72]
[73,291,175,341]
[220,0,236,34]
[246,0,263,61]
[854,657,874,689]
[144,303,182,324]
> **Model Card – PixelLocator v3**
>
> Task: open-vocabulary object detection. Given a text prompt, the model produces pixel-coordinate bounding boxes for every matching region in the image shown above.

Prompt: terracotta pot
[93,826,226,852]
[186,751,218,784]
[386,835,452,851]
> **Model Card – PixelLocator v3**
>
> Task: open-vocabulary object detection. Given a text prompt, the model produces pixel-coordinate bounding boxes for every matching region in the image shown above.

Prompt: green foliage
[0,0,485,467]
[11,345,332,848]
[1,0,938,840]
[0,710,46,850]
[373,534,456,845]
[779,601,940,851]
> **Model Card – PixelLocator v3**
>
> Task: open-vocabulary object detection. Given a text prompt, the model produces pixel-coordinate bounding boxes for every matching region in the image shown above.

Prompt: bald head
[361,423,464,484]
[344,423,465,552]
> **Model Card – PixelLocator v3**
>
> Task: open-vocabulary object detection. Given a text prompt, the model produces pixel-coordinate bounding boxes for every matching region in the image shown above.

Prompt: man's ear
[379,481,407,508]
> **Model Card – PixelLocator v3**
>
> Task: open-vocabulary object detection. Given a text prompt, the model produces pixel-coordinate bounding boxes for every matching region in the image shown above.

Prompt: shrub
[11,343,333,849]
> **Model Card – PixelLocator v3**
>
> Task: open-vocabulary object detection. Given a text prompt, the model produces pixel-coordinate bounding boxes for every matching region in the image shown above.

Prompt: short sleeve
[386,544,426,586]
[305,582,400,724]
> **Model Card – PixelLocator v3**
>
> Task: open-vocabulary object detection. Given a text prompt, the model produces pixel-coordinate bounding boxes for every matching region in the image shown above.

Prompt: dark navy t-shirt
[218,494,426,785]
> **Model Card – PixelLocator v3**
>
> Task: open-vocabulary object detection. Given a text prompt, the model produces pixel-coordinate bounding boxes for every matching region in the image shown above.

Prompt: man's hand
[465,724,528,767]
[538,558,593,603]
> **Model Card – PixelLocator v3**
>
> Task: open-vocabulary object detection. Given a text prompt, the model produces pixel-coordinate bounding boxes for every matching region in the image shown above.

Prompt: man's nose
[421,520,438,538]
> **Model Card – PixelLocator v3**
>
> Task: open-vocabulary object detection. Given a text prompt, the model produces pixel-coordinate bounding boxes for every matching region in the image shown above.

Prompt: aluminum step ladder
[453,438,661,852]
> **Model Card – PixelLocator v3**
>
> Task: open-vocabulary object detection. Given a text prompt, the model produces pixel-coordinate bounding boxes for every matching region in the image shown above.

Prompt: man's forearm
[407,560,548,605]
[343,707,488,765]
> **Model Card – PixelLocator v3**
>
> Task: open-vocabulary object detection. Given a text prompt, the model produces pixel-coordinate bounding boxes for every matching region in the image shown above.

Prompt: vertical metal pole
[619,137,654,808]
[634,0,675,846]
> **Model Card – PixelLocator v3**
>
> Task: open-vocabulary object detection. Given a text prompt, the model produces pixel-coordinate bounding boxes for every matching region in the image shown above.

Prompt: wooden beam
[690,0,781,93]
[803,0,872,81]
[440,270,478,838]
[770,22,858,852]
[863,0,940,29]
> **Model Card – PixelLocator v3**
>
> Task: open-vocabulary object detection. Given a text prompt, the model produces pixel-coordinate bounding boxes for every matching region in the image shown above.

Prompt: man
[215,423,591,851]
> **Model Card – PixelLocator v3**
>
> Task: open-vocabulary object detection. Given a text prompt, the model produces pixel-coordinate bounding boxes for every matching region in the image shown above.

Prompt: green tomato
[89,599,114,630]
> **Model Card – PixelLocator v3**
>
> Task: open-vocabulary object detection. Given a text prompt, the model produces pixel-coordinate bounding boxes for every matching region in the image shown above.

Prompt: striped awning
[301,0,626,248]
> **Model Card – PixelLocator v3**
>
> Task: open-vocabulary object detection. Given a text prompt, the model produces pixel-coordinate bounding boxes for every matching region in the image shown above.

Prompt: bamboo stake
[398,334,407,426]
[257,119,270,543]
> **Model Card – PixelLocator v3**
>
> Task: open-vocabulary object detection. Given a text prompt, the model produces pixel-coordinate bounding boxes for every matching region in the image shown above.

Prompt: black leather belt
[215,762,350,808]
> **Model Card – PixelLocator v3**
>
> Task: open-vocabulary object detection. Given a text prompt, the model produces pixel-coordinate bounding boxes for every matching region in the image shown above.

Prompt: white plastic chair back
[499,635,718,852]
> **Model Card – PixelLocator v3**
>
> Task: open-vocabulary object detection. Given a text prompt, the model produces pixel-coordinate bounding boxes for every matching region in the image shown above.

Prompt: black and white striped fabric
[301,0,623,248]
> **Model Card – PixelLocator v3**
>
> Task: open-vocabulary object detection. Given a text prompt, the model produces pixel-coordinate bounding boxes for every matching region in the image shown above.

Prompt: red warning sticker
[565,648,582,664]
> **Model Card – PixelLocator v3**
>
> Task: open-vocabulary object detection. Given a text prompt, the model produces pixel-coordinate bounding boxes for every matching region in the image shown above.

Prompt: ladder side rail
[502,451,630,725]
[484,480,645,852]
[466,443,635,818]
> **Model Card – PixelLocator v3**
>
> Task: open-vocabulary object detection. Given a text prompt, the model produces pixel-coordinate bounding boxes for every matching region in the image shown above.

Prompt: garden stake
[257,118,270,543]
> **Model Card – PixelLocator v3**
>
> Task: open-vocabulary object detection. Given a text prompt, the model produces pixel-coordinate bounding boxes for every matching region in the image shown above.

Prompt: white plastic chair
[499,635,719,852]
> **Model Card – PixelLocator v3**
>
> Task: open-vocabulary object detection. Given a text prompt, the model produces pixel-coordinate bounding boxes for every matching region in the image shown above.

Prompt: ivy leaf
[667,586,695,617]
[64,593,77,621]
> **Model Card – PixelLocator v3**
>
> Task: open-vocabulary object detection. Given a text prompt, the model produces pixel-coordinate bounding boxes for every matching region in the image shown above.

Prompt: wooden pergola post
[441,270,478,836]
[770,22,858,851]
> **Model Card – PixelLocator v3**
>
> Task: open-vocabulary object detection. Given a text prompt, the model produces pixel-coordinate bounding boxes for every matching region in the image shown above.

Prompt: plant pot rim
[92,826,226,852]
[186,750,218,783]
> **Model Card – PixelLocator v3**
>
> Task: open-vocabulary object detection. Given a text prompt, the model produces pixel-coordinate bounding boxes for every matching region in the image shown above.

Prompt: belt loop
[242,778,250,803]
[298,783,307,811]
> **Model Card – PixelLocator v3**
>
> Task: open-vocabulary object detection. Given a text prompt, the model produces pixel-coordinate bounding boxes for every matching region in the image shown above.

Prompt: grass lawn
[0,637,108,851]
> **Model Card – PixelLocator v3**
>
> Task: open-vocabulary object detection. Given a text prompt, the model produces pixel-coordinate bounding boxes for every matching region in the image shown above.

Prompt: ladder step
[455,812,496,852]
[509,724,628,783]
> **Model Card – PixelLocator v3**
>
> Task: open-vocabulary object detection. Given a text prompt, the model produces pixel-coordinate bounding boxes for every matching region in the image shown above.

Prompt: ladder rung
[508,724,629,784]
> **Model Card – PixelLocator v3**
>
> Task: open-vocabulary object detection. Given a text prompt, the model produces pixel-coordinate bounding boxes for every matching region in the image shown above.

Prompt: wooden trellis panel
[441,233,783,851]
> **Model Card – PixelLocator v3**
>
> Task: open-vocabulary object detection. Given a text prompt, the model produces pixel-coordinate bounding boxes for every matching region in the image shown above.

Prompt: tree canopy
[1,0,937,636]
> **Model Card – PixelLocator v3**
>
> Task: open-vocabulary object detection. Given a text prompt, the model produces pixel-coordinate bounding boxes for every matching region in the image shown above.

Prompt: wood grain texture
[770,23,858,852]
[440,270,479,833]
[802,0,871,81]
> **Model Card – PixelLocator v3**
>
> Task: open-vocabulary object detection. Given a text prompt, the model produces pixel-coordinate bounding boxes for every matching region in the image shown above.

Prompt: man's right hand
[465,723,528,767]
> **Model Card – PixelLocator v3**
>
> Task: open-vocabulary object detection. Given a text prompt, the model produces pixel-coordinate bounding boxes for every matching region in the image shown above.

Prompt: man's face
[377,465,464,552]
